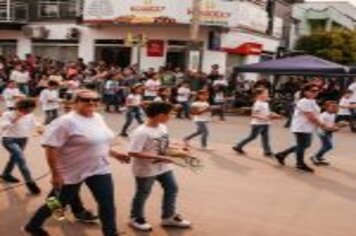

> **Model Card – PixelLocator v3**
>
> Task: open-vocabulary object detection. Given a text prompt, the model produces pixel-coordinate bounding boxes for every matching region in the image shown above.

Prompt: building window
[38,0,79,19]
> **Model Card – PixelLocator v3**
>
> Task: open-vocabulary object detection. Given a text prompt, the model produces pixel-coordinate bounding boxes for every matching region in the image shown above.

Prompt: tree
[295,30,356,65]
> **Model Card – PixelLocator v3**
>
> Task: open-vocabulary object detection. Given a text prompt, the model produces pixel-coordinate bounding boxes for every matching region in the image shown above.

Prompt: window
[38,0,78,18]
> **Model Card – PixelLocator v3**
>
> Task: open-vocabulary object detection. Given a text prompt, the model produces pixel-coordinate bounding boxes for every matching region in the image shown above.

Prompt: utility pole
[187,0,202,72]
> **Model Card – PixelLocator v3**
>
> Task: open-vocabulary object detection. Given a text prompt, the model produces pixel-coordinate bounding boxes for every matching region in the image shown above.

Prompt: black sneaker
[23,226,50,236]
[26,182,41,195]
[232,146,246,155]
[120,133,129,138]
[264,153,274,158]
[275,153,286,166]
[0,174,20,183]
[74,210,99,223]
[310,156,330,166]
[296,164,315,173]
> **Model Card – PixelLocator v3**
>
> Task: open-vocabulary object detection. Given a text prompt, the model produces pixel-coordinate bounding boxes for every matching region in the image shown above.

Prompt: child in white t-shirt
[39,80,61,125]
[233,88,281,157]
[311,101,341,165]
[128,102,191,231]
[336,90,356,132]
[183,90,213,150]
[120,84,144,137]
[144,74,161,101]
[176,82,191,119]
[2,80,25,110]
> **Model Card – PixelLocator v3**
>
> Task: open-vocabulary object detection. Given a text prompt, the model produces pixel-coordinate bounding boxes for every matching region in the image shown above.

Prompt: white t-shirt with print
[128,124,173,177]
[338,97,352,115]
[39,89,60,111]
[0,111,40,138]
[2,88,23,108]
[177,87,191,102]
[291,98,321,133]
[42,112,115,185]
[251,100,271,125]
[126,94,142,107]
[192,101,210,122]
[145,79,161,97]
[318,112,336,134]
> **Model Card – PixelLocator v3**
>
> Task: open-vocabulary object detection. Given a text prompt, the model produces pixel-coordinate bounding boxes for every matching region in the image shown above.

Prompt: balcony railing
[38,1,80,19]
[0,1,29,23]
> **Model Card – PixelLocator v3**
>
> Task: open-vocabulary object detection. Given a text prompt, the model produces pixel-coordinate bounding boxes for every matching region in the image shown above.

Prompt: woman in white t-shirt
[25,89,129,236]
[275,84,323,173]
[144,73,161,101]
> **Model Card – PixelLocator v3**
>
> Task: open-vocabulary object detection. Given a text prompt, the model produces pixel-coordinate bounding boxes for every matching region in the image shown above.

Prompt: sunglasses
[77,97,100,103]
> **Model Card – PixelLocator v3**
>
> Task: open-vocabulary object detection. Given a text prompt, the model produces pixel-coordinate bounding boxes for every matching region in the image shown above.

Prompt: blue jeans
[314,132,333,159]
[44,109,59,125]
[18,83,29,95]
[236,124,272,154]
[277,132,313,166]
[177,101,190,119]
[2,137,34,183]
[121,107,144,134]
[184,121,209,147]
[131,171,178,219]
[26,174,118,236]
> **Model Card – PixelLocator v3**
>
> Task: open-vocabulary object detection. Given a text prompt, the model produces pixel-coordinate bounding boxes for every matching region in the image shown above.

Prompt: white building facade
[0,0,283,78]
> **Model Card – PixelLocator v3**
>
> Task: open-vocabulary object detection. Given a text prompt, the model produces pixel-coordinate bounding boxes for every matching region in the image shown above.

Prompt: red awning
[222,42,263,55]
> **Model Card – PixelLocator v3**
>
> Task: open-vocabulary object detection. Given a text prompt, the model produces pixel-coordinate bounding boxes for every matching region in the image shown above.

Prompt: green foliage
[295,30,356,65]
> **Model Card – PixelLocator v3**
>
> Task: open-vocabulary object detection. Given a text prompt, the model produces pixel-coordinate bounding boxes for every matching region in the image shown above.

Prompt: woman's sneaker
[162,215,191,228]
[74,210,99,223]
[310,156,330,166]
[129,217,152,231]
[26,182,41,195]
[0,174,20,183]
[22,226,50,236]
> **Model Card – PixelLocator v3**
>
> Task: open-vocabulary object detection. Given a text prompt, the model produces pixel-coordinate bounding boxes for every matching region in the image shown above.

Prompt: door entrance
[95,46,132,68]
[166,49,186,70]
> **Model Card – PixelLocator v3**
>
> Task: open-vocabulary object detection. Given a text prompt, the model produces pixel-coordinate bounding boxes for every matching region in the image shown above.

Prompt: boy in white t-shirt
[336,90,356,132]
[128,102,191,231]
[311,101,341,165]
[233,88,281,157]
[176,82,191,119]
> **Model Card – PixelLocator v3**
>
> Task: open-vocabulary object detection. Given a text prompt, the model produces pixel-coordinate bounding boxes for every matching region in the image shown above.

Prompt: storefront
[32,39,79,62]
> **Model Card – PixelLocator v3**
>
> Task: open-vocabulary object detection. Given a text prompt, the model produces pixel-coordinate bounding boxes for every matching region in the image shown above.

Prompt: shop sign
[147,40,165,57]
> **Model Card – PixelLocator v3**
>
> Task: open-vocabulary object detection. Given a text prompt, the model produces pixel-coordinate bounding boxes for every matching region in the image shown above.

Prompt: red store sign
[147,40,165,57]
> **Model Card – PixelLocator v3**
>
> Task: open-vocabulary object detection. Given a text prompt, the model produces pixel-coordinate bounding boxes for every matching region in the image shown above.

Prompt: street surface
[0,113,356,236]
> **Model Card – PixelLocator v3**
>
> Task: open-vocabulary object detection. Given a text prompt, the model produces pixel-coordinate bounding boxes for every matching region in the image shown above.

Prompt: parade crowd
[0,54,356,236]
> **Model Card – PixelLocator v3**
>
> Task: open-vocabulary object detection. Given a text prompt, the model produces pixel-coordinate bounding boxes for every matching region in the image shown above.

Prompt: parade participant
[176,82,191,119]
[336,90,356,132]
[233,88,281,157]
[24,89,129,236]
[0,98,42,194]
[310,101,340,166]
[120,84,145,137]
[144,73,161,101]
[128,102,191,231]
[275,84,323,173]
[10,64,31,95]
[211,79,227,121]
[103,76,120,113]
[2,80,25,110]
[39,80,61,125]
[154,87,171,102]
[183,90,213,150]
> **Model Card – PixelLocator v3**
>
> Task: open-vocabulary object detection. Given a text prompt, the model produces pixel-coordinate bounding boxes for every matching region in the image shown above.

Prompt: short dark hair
[48,80,60,87]
[253,87,267,98]
[144,102,173,118]
[323,100,337,109]
[15,98,37,111]
[300,83,319,98]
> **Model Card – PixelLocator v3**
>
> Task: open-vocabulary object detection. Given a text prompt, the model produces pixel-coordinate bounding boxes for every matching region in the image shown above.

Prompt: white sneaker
[162,215,192,228]
[129,217,152,231]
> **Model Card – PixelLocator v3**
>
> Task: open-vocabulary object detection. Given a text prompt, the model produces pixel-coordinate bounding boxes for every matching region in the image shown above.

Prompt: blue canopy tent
[235,55,348,76]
